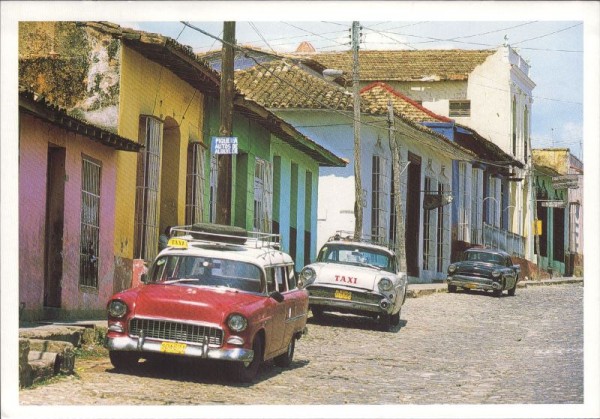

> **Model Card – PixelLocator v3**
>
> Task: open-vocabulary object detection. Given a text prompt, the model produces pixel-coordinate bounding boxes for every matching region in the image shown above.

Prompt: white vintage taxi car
[299,233,407,331]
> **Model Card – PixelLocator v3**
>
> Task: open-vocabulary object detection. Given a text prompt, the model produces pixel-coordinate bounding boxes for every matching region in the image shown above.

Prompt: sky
[117,18,586,158]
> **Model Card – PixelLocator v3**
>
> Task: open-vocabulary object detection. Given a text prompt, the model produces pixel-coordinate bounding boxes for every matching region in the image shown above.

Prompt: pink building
[19,88,141,321]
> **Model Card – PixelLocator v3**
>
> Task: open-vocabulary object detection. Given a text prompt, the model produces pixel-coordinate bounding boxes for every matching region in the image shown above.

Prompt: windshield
[463,251,505,265]
[149,255,263,293]
[317,244,395,273]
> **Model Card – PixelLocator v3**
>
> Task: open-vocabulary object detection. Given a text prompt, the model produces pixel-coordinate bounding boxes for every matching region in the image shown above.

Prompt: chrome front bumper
[309,295,392,314]
[105,335,254,362]
[446,275,501,291]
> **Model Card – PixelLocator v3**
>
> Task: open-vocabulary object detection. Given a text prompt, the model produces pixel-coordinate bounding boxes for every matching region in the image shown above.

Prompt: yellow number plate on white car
[335,289,352,300]
[160,341,187,354]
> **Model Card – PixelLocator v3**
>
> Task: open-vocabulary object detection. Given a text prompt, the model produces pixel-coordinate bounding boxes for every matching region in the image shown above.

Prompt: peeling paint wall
[19,22,121,132]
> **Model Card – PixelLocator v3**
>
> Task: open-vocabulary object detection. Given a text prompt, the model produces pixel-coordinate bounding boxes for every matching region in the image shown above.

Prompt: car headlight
[378,277,393,292]
[492,270,502,278]
[300,267,316,285]
[227,313,248,332]
[108,300,127,318]
[448,264,457,274]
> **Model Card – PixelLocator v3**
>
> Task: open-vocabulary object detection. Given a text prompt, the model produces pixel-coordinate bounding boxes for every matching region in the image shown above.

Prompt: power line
[282,21,350,48]
[512,22,582,45]
[179,22,559,167]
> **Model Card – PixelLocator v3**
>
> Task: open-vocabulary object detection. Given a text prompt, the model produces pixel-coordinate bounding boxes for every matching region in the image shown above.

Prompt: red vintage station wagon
[105,224,308,382]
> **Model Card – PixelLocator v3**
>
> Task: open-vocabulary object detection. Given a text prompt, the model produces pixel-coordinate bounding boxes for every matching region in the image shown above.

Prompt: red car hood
[129,284,262,325]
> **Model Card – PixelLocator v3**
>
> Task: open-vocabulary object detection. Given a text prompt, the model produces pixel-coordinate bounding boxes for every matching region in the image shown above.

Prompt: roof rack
[169,224,281,250]
[327,230,393,250]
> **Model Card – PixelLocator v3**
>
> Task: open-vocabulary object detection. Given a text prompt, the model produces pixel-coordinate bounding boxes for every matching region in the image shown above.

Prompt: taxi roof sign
[167,238,189,249]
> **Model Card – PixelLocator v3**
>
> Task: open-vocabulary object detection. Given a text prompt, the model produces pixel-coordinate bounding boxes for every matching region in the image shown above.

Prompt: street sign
[541,200,566,208]
[552,174,579,189]
[211,136,238,155]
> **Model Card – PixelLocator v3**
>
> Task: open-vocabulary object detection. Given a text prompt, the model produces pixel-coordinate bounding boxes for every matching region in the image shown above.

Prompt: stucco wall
[115,44,205,278]
[19,112,117,319]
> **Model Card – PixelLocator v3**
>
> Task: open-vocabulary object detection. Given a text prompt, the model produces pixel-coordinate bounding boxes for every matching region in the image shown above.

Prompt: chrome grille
[129,318,223,346]
[309,286,381,304]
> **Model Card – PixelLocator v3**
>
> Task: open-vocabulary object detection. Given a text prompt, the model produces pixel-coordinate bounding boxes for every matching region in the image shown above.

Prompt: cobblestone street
[19,284,583,406]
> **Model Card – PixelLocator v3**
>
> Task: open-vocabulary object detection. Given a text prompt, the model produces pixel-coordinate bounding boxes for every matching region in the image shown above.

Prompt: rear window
[463,251,505,265]
[149,255,263,293]
[317,244,395,273]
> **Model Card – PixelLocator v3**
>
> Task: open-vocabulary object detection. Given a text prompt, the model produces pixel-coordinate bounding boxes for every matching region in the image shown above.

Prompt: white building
[235,60,475,282]
[296,46,536,262]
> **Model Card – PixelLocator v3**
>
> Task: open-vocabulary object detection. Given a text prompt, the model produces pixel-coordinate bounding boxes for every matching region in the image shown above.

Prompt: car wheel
[274,338,295,368]
[311,306,324,321]
[109,350,140,371]
[378,313,392,331]
[448,284,457,293]
[389,310,401,326]
[493,288,503,297]
[508,278,518,296]
[228,335,263,383]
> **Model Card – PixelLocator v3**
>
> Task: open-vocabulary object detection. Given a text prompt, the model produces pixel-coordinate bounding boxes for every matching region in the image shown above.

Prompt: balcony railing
[483,222,525,257]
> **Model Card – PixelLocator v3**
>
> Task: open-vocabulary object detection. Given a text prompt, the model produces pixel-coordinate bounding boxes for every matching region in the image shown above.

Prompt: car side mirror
[269,291,284,303]
[140,273,148,284]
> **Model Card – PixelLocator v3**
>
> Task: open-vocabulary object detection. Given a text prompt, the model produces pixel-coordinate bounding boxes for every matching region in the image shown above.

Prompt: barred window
[185,142,206,225]
[449,100,470,117]
[437,166,451,273]
[254,157,273,233]
[457,162,471,242]
[80,156,101,288]
[471,167,483,244]
[209,154,218,223]
[371,154,389,245]
[134,116,163,262]
[422,176,433,270]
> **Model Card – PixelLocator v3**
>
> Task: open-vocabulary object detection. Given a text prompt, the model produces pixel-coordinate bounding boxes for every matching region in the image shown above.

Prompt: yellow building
[19,21,345,305]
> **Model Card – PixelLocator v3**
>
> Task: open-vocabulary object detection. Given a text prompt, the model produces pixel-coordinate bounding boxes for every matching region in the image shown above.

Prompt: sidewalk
[406,277,583,298]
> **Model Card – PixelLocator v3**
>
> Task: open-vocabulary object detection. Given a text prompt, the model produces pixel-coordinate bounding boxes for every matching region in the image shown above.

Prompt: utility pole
[216,21,235,225]
[352,21,363,241]
[387,101,408,272]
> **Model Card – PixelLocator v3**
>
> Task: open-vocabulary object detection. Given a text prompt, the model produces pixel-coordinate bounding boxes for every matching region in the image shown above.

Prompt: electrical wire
[512,23,582,45]
[282,22,351,48]
[180,21,564,167]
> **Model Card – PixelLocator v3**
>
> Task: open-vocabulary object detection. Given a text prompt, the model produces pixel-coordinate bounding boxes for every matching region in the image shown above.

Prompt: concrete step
[28,339,75,374]
[28,350,60,384]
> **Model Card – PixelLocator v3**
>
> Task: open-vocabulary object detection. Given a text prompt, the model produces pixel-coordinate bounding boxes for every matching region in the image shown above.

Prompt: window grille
[185,142,206,225]
[422,160,437,271]
[457,162,471,242]
[512,96,517,156]
[80,156,101,288]
[449,100,470,117]
[437,166,451,273]
[134,116,162,262]
[253,157,273,233]
[371,154,389,245]
[209,154,218,223]
[470,167,483,244]
[523,106,529,163]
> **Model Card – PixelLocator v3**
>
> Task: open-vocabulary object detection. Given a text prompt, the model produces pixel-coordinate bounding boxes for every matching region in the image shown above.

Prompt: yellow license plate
[334,289,352,300]
[160,341,187,354]
[464,283,477,289]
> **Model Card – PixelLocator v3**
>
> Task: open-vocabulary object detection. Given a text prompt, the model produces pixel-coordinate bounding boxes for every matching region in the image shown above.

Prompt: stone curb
[406,277,583,298]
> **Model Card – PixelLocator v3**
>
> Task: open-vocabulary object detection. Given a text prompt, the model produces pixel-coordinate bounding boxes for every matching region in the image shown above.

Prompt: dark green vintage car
[446,248,521,297]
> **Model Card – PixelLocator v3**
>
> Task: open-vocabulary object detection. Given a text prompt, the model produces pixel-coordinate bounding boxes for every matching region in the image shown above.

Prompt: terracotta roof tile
[234,60,356,111]
[292,49,496,82]
[360,82,452,122]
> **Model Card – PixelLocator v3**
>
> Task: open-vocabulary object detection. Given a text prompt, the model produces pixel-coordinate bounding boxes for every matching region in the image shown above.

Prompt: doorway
[405,152,421,277]
[44,146,66,308]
